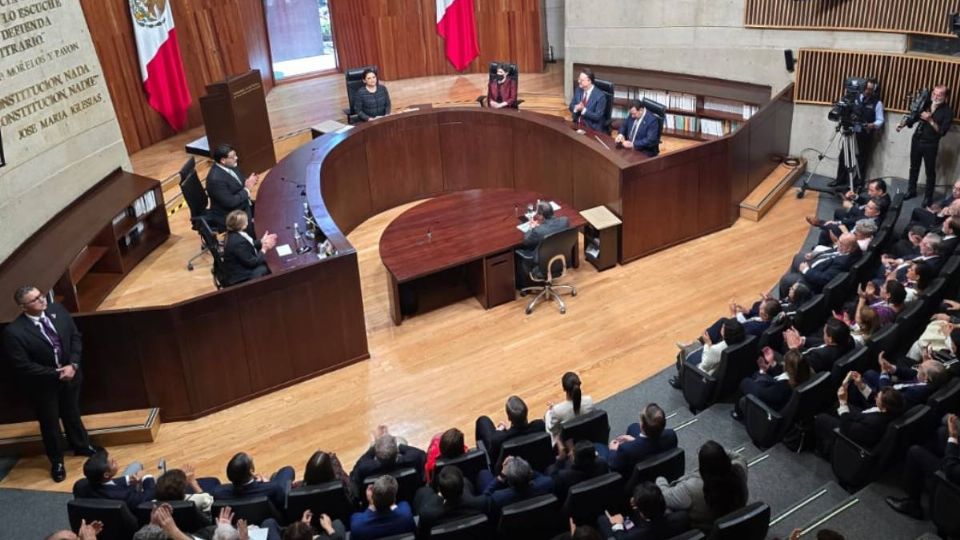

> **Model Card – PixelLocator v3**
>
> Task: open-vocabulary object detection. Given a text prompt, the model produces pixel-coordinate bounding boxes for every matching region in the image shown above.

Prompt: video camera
[827,77,866,130]
[899,88,931,129]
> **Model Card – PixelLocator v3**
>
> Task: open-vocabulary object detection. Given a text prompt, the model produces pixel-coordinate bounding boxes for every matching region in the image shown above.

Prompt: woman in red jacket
[487,64,517,109]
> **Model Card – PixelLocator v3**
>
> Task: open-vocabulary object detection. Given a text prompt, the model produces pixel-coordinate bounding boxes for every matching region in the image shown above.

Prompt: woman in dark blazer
[486,64,517,109]
[354,69,391,121]
[733,349,811,420]
[222,209,276,286]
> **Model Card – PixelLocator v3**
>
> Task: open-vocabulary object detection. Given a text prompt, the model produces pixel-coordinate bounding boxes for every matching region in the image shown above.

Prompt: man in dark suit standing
[616,101,661,157]
[514,201,572,289]
[2,286,95,481]
[602,403,678,476]
[206,143,258,233]
[569,68,608,133]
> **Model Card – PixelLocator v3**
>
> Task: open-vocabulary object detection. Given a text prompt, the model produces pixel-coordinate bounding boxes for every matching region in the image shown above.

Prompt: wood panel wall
[744,0,960,37]
[81,0,273,154]
[329,0,543,81]
[796,49,960,120]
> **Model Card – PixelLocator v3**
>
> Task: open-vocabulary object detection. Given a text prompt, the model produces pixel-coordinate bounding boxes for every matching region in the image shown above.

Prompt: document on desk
[275,244,293,257]
[516,222,532,233]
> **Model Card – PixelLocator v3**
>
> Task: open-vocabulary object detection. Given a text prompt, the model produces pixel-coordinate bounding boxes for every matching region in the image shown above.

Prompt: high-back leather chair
[562,472,623,524]
[681,335,758,413]
[67,499,139,540]
[593,79,615,134]
[135,500,211,533]
[520,227,579,315]
[211,496,283,526]
[559,409,610,445]
[433,449,489,488]
[497,494,564,540]
[477,61,523,108]
[708,501,770,540]
[285,481,355,530]
[932,470,960,539]
[497,431,554,473]
[623,447,684,497]
[197,217,228,289]
[792,294,827,336]
[744,371,832,449]
[363,467,423,504]
[179,156,219,271]
[343,65,379,124]
[429,513,491,539]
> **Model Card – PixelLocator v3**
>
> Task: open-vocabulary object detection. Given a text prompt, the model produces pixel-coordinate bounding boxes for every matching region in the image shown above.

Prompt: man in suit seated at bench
[601,403,678,476]
[515,201,571,289]
[615,100,661,157]
[212,451,294,511]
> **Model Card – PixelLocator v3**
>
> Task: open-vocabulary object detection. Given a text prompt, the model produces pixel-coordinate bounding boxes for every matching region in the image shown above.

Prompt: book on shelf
[614,86,696,112]
[703,97,758,120]
[665,113,698,133]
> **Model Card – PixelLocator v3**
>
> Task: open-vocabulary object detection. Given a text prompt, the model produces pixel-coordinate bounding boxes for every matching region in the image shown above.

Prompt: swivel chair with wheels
[179,156,220,271]
[520,228,579,315]
[343,65,379,124]
[477,61,523,108]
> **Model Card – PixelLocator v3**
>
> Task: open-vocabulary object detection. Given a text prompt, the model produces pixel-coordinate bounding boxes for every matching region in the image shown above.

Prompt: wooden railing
[744,0,960,37]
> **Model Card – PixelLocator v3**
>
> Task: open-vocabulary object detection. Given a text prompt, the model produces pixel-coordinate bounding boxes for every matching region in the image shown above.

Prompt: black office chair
[429,513,491,539]
[363,467,423,504]
[520,228,579,315]
[743,371,833,449]
[593,79,615,134]
[791,294,828,337]
[559,409,610,445]
[497,431,554,473]
[67,499,139,540]
[434,449,489,488]
[343,65,379,124]
[822,271,855,312]
[211,496,283,526]
[928,377,960,416]
[497,494,565,540]
[708,501,770,540]
[681,335,758,413]
[932,470,960,539]
[476,61,523,108]
[623,447,685,497]
[666,531,706,540]
[641,97,667,152]
[562,472,624,524]
[285,481,355,529]
[197,217,228,288]
[135,500,211,532]
[179,156,218,271]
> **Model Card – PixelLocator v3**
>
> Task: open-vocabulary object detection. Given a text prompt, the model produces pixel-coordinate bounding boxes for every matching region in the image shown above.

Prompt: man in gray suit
[515,201,570,289]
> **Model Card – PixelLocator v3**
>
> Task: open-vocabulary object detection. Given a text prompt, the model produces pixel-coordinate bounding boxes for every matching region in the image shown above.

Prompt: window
[264,0,337,82]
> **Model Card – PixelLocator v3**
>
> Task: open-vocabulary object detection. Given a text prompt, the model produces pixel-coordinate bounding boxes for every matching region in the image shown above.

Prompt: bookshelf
[54,175,170,312]
[577,64,771,140]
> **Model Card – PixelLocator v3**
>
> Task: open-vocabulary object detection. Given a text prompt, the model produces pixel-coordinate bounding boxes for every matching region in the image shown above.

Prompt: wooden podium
[199,70,276,173]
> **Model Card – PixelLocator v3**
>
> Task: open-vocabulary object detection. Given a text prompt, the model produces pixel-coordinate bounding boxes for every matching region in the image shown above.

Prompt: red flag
[436,0,480,72]
[130,0,192,131]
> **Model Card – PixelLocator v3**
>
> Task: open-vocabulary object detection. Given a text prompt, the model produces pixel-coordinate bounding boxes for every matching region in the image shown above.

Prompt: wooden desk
[379,189,586,324]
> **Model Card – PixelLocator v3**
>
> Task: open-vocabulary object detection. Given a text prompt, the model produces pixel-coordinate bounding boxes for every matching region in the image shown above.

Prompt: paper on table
[276,244,293,257]
[517,222,532,233]
[550,201,561,211]
[247,528,269,540]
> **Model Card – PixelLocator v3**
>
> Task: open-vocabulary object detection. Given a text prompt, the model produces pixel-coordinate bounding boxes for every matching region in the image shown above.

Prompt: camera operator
[900,85,954,206]
[830,79,884,189]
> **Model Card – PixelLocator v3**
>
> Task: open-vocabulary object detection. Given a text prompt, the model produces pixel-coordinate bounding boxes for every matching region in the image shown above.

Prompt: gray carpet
[0,488,72,540]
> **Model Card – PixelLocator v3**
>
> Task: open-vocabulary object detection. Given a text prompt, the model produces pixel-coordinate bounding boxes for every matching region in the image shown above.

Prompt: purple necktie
[39,315,62,367]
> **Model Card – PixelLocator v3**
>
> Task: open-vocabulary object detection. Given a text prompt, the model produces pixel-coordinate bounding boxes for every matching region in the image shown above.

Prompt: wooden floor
[0,65,818,492]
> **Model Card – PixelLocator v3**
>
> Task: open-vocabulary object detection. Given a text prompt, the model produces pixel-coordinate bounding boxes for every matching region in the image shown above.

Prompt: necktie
[630,117,641,142]
[39,315,63,367]
[578,92,588,124]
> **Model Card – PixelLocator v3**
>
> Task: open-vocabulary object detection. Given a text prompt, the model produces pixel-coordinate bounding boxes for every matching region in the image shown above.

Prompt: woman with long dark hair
[656,440,748,530]
[545,372,594,443]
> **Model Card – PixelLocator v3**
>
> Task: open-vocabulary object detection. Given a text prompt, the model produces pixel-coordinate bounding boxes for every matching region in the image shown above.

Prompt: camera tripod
[797,125,861,199]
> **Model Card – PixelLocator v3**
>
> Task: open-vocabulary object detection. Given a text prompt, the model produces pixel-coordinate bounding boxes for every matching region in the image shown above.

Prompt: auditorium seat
[429,513,491,539]
[433,449,489,488]
[211,496,283,526]
[708,501,770,540]
[831,404,933,490]
[363,467,422,504]
[497,431,554,473]
[665,531,705,540]
[791,294,827,337]
[285,481,355,530]
[681,335,758,413]
[744,371,833,449]
[623,447,685,497]
[67,499,138,540]
[822,271,855,312]
[932,470,960,539]
[559,409,610,445]
[928,377,960,416]
[497,493,565,540]
[135,500,209,532]
[757,315,788,352]
[830,347,869,389]
[562,472,624,524]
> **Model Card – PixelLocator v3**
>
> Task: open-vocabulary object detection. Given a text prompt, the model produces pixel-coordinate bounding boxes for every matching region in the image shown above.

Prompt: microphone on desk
[426,220,439,243]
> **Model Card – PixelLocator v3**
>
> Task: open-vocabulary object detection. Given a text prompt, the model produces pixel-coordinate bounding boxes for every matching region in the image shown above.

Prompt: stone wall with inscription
[0,0,129,264]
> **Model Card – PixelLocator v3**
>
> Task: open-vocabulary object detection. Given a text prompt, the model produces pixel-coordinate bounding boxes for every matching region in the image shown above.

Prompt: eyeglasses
[21,293,46,306]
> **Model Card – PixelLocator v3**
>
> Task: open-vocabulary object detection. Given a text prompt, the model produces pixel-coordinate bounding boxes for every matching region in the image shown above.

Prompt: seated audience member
[886,413,960,518]
[486,63,517,109]
[615,100,661,157]
[350,475,416,540]
[847,305,881,346]
[545,372,595,442]
[413,465,488,536]
[133,503,197,540]
[154,466,215,516]
[784,318,855,373]
[476,395,546,466]
[300,450,357,504]
[778,233,860,297]
[212,452,295,511]
[514,201,572,289]
[656,440,748,531]
[671,319,746,388]
[284,510,345,540]
[814,386,905,458]
[569,68,608,132]
[889,224,927,259]
[903,261,934,302]
[353,69,391,121]
[549,439,609,497]
[222,210,276,286]
[82,450,156,510]
[834,179,889,221]
[908,179,960,230]
[481,455,554,512]
[881,232,943,282]
[733,349,811,421]
[553,523,606,540]
[852,218,878,252]
[807,198,883,247]
[206,143,257,232]
[47,520,102,540]
[853,279,906,326]
[425,428,468,484]
[210,506,281,540]
[602,403,677,475]
[350,431,427,494]
[846,353,946,409]
[598,481,690,540]
[702,298,782,345]
[940,216,960,255]
[905,319,958,363]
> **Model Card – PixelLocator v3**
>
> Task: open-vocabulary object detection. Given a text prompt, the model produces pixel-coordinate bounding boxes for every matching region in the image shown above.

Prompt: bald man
[778,233,861,297]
